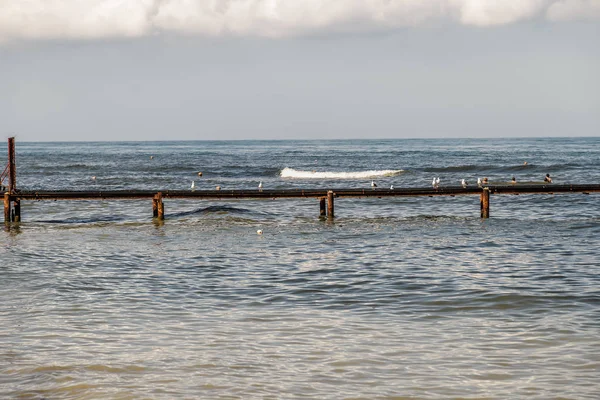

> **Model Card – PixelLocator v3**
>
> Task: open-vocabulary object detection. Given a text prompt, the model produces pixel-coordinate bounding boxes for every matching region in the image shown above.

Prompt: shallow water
[1,138,599,399]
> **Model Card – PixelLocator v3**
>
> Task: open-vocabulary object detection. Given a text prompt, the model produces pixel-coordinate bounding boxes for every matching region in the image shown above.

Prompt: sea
[1,137,599,399]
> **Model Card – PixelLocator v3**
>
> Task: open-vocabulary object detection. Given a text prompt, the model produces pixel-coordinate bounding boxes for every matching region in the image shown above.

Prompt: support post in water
[319,197,326,217]
[152,194,159,218]
[8,137,16,193]
[4,192,11,223]
[327,190,334,219]
[156,192,165,220]
[13,199,20,222]
[480,188,490,218]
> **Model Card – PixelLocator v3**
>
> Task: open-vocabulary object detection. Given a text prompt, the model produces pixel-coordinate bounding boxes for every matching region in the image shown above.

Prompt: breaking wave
[280,167,404,179]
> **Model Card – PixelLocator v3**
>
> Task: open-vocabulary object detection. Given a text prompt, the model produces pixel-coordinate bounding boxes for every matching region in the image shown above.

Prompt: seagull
[258,181,263,190]
[432,177,437,188]
[390,184,394,190]
[477,177,482,187]
[461,179,467,188]
[371,180,377,188]
[191,180,195,191]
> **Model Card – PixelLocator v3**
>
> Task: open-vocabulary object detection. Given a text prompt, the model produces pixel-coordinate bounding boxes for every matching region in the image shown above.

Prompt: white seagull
[436,177,440,186]
[432,177,437,188]
[258,181,263,190]
[371,180,377,188]
[191,180,195,191]
[477,177,482,187]
[461,179,467,188]
[390,184,394,190]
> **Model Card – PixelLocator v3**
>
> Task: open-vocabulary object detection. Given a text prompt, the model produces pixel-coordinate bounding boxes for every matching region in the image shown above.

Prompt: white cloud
[453,0,548,26]
[546,0,600,21]
[0,0,598,43]
[0,0,157,41]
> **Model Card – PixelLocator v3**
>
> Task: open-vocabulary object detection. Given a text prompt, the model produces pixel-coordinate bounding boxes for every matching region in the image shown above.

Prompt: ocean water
[1,137,599,399]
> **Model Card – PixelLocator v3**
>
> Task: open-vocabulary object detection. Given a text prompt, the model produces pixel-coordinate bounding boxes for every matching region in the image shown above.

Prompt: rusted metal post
[13,199,20,222]
[152,195,159,218]
[8,137,16,193]
[4,192,11,223]
[319,197,326,216]
[327,190,334,219]
[156,192,164,220]
[480,188,490,218]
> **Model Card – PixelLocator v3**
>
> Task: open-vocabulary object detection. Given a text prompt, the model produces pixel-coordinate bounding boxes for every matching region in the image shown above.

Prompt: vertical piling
[8,137,16,193]
[480,188,490,218]
[327,190,334,219]
[156,192,164,220]
[4,192,11,223]
[13,199,20,222]
[152,195,159,218]
[319,197,326,217]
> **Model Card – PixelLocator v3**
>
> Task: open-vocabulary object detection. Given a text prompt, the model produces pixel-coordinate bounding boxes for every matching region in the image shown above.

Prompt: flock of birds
[185,171,552,236]
[189,174,553,192]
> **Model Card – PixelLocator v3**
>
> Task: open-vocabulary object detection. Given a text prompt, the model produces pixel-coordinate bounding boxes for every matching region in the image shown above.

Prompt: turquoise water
[1,138,599,399]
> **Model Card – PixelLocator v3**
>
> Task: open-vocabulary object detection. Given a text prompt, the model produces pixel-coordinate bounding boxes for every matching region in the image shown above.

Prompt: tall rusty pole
[8,137,16,192]
[480,188,490,218]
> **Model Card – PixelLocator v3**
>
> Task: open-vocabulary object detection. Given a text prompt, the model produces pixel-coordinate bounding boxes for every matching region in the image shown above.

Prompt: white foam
[280,167,403,180]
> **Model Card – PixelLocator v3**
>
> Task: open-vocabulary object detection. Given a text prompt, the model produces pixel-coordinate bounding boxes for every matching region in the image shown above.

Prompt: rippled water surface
[1,138,600,399]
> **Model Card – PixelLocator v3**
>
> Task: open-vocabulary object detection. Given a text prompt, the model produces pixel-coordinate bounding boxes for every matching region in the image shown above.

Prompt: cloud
[0,0,156,40]
[453,0,548,26]
[546,0,600,21]
[0,0,598,43]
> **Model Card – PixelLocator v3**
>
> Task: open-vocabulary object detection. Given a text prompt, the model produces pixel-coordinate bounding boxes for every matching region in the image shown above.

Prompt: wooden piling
[319,197,326,216]
[4,192,11,223]
[480,188,490,218]
[156,192,164,220]
[327,190,334,218]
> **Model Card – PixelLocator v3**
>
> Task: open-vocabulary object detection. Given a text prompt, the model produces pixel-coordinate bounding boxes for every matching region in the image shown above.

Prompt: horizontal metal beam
[9,184,600,201]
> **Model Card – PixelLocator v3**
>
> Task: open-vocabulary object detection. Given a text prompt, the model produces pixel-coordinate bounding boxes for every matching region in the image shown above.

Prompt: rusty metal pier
[3,138,600,223]
[4,184,600,223]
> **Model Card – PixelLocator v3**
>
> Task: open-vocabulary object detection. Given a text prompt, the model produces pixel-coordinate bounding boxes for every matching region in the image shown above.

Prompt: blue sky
[1,0,598,141]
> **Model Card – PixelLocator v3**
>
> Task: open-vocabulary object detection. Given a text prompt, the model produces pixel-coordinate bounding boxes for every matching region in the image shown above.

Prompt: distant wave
[280,167,404,179]
[171,205,254,217]
[424,165,482,173]
[423,163,584,173]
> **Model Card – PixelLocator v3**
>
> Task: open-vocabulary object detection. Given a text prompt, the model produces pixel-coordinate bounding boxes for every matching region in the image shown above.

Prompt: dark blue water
[1,138,599,399]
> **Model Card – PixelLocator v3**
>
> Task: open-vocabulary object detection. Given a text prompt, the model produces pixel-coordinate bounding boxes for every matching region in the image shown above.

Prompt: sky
[0,0,599,141]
